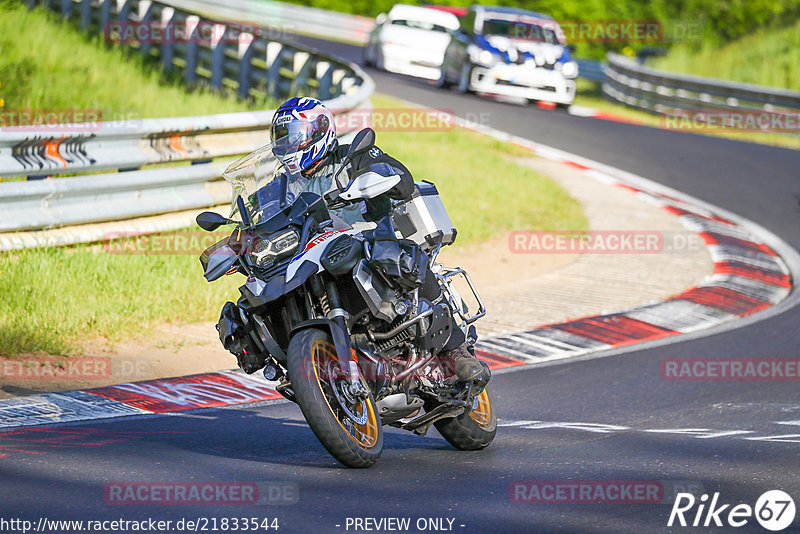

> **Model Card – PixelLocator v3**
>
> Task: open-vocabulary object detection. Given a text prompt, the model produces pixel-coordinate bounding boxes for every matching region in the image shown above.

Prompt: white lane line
[498,419,796,443]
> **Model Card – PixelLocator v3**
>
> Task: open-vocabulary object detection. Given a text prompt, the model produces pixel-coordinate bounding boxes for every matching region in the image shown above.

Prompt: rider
[270,96,489,386]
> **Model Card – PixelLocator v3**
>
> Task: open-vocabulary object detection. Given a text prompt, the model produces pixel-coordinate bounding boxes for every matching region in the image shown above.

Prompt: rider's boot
[441,343,491,391]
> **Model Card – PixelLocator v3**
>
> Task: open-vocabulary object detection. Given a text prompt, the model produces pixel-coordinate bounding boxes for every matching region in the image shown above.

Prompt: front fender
[290,318,352,368]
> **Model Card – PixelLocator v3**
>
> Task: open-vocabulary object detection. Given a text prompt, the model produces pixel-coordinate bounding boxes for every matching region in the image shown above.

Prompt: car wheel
[435,67,452,89]
[362,45,374,67]
[456,63,473,94]
[375,47,385,71]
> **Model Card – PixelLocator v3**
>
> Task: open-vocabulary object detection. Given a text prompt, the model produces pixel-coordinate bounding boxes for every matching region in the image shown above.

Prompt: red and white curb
[446,113,793,368]
[0,109,796,431]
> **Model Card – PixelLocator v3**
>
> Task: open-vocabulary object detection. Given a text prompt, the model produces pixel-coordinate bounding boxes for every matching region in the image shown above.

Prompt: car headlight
[479,50,496,66]
[249,229,300,268]
[560,61,578,78]
[469,44,499,67]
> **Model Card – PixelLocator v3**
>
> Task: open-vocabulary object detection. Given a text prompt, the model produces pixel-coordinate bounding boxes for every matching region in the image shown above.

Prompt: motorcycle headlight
[560,61,578,78]
[249,229,300,268]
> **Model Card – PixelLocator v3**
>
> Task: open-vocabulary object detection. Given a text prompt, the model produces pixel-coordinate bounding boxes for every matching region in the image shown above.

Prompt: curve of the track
[3,37,800,534]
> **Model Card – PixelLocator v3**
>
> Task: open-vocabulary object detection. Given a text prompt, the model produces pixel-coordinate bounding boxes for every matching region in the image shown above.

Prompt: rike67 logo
[668,490,796,531]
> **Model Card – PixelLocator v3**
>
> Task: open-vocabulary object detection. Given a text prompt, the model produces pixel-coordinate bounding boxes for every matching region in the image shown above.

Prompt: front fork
[324,279,369,399]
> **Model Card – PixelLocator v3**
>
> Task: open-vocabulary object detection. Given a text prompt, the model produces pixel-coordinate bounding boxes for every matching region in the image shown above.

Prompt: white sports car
[363,4,460,80]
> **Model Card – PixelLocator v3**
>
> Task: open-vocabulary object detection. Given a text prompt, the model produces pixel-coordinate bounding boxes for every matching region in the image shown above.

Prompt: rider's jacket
[291,141,415,225]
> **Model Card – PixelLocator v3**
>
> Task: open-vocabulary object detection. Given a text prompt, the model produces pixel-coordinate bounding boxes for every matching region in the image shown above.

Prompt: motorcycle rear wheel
[287,328,383,468]
[429,386,497,450]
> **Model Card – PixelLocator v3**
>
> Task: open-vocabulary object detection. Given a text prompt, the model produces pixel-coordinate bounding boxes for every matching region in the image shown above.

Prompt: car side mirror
[375,13,387,25]
[196,211,232,232]
[347,128,376,159]
[340,171,401,201]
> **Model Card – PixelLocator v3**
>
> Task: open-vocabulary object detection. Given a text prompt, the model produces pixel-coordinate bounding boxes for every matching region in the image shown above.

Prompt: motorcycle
[196,128,496,467]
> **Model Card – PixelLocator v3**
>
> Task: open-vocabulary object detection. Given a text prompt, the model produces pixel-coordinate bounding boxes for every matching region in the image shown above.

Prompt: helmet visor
[270,113,331,157]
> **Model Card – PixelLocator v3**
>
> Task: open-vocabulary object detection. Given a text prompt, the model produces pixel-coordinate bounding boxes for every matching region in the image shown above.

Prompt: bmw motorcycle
[196,128,495,467]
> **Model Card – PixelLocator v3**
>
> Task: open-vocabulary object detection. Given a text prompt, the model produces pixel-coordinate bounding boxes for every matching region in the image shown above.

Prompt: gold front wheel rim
[312,340,380,449]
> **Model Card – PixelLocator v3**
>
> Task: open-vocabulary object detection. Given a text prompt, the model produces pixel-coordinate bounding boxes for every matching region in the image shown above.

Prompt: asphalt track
[3,37,800,534]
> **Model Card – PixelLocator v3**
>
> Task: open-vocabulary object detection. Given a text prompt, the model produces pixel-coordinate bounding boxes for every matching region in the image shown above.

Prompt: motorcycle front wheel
[287,328,383,468]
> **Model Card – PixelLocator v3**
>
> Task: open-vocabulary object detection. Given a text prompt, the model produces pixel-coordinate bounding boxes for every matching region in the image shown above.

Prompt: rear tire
[435,67,452,89]
[430,386,497,450]
[287,329,383,468]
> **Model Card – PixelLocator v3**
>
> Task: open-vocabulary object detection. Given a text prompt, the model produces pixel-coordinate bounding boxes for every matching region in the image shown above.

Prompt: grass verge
[0,0,263,121]
[649,20,800,91]
[573,80,800,151]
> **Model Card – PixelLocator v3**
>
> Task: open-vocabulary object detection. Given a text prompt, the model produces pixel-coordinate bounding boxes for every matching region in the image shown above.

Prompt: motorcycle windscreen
[222,136,308,225]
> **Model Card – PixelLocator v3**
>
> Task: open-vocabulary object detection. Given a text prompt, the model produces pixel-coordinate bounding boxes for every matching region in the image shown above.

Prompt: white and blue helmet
[270,97,336,175]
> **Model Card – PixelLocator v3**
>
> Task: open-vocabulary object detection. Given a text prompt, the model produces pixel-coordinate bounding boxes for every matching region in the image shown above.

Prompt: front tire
[456,63,474,94]
[287,329,383,468]
[430,386,497,450]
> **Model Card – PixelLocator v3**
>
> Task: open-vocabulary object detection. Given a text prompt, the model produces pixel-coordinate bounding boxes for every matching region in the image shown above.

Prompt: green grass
[370,94,587,243]
[0,0,263,119]
[0,235,240,356]
[649,20,800,91]
[573,80,800,150]
[0,96,587,357]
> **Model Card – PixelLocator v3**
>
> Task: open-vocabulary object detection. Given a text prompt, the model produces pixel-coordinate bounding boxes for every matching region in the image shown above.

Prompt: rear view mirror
[196,211,231,232]
[347,128,376,158]
[376,13,387,26]
[340,171,401,201]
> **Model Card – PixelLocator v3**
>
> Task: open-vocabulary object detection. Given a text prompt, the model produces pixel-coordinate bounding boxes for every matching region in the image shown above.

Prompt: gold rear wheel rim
[468,389,492,429]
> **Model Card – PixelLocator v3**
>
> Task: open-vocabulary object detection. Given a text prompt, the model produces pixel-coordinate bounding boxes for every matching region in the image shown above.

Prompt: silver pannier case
[392,181,457,251]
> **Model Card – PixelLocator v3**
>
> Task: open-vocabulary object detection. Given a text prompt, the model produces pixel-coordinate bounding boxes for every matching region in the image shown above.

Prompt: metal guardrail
[160,0,375,45]
[603,52,800,115]
[0,0,373,235]
[575,59,604,83]
[0,163,227,232]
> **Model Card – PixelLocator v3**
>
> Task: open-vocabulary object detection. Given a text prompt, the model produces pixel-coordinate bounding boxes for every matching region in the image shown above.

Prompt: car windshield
[222,137,307,225]
[390,19,449,32]
[483,18,562,44]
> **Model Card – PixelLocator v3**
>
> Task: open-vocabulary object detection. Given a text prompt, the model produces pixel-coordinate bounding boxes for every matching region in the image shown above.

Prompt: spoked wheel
[287,329,383,468]
[429,386,497,450]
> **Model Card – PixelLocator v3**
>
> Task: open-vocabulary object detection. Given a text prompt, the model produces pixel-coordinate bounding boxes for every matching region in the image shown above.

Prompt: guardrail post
[185,16,202,86]
[160,7,175,73]
[265,42,283,98]
[316,62,333,100]
[100,0,113,34]
[60,0,72,19]
[292,51,311,96]
[237,33,255,99]
[138,1,153,57]
[331,68,346,98]
[118,0,131,25]
[210,24,229,90]
[80,0,91,30]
